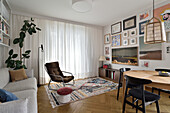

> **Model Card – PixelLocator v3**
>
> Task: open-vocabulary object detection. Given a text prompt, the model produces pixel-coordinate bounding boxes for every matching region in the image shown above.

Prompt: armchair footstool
[57,87,73,103]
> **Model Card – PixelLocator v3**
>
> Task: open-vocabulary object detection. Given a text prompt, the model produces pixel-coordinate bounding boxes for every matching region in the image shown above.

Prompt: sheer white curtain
[12,14,103,84]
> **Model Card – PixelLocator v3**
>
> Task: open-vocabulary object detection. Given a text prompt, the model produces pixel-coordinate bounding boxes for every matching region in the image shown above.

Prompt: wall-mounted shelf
[0,42,9,47]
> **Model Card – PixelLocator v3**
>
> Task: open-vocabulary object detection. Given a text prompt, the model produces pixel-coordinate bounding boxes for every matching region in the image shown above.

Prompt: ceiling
[7,0,167,26]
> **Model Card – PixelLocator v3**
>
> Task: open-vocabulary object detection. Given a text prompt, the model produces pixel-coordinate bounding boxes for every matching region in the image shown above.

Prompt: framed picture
[111,22,122,35]
[122,31,129,37]
[130,28,137,37]
[112,34,121,47]
[166,31,170,43]
[130,37,137,45]
[139,20,148,35]
[122,39,129,46]
[123,16,136,30]
[105,46,110,55]
[139,10,150,21]
[104,33,110,44]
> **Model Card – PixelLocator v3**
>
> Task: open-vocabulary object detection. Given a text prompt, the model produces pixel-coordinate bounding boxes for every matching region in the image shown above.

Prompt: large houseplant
[5,18,41,70]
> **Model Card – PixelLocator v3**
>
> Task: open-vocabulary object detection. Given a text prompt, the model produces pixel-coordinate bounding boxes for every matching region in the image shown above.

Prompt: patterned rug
[44,77,118,108]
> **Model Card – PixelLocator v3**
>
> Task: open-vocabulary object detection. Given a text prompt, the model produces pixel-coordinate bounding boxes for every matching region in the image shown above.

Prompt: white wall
[104,2,170,70]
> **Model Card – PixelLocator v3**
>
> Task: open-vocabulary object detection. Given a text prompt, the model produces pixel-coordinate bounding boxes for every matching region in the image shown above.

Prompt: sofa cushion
[9,68,28,82]
[0,89,18,102]
[0,98,28,113]
[0,68,10,89]
[3,78,37,92]
[13,89,37,113]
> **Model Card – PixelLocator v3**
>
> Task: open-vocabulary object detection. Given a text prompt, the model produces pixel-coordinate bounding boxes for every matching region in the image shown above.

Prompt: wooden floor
[38,85,170,113]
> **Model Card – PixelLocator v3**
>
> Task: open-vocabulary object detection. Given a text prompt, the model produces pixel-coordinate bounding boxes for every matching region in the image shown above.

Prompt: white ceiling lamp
[72,0,92,13]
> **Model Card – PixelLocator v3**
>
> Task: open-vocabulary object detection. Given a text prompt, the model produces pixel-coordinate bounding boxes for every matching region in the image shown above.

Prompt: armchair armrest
[62,71,73,76]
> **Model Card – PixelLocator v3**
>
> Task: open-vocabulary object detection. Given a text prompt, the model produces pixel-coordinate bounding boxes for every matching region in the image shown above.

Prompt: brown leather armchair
[45,61,75,90]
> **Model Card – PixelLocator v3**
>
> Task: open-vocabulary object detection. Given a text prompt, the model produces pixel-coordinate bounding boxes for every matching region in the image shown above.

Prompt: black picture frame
[111,22,122,35]
[139,20,149,35]
[123,16,136,30]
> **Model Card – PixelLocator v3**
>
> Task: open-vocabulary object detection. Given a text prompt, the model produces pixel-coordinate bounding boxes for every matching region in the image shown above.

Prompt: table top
[123,70,170,85]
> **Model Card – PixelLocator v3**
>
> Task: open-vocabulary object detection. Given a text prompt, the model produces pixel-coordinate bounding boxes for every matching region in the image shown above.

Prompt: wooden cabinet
[99,68,120,83]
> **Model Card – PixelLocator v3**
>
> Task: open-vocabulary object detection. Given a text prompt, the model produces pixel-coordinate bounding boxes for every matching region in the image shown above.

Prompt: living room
[0,0,170,113]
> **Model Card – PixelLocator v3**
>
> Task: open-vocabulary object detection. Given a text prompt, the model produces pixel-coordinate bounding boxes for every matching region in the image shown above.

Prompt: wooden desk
[122,70,170,109]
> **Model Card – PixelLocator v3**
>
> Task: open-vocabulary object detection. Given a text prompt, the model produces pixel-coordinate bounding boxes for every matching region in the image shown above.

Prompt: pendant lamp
[144,0,166,44]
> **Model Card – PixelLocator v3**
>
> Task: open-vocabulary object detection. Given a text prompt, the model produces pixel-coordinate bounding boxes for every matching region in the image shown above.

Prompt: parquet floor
[38,85,170,113]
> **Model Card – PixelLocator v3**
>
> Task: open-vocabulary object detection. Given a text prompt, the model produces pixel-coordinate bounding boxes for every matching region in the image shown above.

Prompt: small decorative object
[144,61,149,67]
[105,46,110,55]
[0,37,2,43]
[167,46,170,53]
[166,31,170,43]
[144,0,166,44]
[139,20,149,35]
[158,71,170,77]
[122,31,129,37]
[104,33,110,44]
[130,38,137,45]
[111,22,122,35]
[123,16,136,30]
[105,57,110,61]
[130,28,137,37]
[139,10,150,21]
[122,39,129,46]
[112,34,121,47]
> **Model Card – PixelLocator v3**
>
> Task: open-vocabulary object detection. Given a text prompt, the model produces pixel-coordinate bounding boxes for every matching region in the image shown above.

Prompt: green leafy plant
[5,18,41,70]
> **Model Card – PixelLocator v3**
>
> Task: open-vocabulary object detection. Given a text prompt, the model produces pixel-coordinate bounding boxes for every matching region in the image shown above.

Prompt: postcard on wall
[139,10,150,21]
[105,46,110,55]
[104,34,110,44]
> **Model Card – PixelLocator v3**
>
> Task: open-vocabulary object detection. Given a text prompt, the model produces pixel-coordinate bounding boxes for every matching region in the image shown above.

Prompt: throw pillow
[0,98,28,113]
[9,68,28,82]
[0,89,18,102]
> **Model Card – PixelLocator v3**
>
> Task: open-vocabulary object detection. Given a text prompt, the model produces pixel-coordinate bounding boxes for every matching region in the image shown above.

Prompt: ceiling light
[72,0,92,13]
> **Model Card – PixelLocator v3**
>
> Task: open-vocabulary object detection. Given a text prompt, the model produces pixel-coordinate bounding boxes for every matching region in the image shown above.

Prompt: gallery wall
[103,1,170,70]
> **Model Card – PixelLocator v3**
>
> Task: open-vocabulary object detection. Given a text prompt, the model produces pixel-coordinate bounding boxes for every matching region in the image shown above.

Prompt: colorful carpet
[44,77,118,108]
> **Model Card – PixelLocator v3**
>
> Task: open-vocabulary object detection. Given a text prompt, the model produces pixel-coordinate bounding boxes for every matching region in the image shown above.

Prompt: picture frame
[130,37,137,45]
[111,22,122,35]
[139,10,150,21]
[105,46,110,56]
[104,33,111,44]
[122,31,129,37]
[130,28,137,37]
[166,31,170,43]
[122,39,129,46]
[139,20,148,35]
[112,34,121,47]
[123,16,136,30]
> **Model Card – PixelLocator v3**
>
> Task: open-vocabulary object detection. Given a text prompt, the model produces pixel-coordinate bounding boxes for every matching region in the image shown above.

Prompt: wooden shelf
[0,42,9,47]
[1,16,10,27]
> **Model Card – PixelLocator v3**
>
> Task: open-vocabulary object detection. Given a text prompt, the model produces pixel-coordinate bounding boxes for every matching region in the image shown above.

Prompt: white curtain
[12,14,103,84]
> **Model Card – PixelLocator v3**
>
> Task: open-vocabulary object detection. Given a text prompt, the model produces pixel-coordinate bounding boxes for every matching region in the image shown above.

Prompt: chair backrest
[126,75,152,86]
[44,62,64,78]
[155,68,170,72]
[120,68,131,73]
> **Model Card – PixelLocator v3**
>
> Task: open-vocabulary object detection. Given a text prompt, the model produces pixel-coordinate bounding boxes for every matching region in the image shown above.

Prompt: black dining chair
[152,69,170,98]
[122,75,160,113]
[117,68,131,100]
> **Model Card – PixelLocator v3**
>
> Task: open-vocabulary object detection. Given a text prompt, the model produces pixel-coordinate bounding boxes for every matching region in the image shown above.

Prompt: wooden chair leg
[158,90,160,95]
[117,84,121,100]
[136,100,138,113]
[155,101,160,113]
[152,88,154,93]
[132,97,134,108]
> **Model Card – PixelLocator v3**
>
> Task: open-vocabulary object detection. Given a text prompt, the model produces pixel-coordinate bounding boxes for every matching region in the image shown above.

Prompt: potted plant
[5,18,41,70]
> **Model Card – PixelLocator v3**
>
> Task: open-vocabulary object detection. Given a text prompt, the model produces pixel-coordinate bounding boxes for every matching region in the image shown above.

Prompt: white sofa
[0,68,37,113]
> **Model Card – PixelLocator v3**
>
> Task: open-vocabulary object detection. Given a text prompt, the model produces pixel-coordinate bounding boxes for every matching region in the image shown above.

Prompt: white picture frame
[122,31,129,37]
[130,28,137,37]
[130,38,137,45]
[122,39,129,46]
